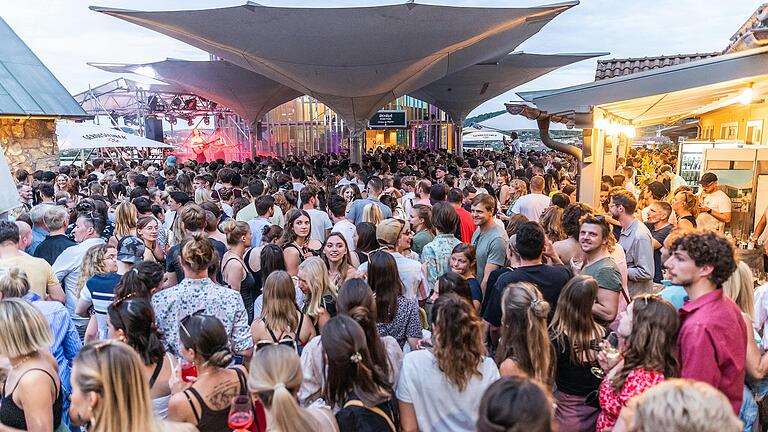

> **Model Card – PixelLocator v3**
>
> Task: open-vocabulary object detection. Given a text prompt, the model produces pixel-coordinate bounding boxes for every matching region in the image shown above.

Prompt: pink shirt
[678,289,746,414]
[597,368,665,432]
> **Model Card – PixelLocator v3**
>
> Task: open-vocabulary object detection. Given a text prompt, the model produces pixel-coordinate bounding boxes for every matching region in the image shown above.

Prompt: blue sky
[3,0,761,117]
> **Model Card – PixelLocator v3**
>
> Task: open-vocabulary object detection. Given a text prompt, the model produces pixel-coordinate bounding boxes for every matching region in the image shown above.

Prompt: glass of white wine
[602,332,620,360]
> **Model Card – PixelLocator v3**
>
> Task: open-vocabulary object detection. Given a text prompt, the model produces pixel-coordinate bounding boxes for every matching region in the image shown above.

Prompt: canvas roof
[0,18,86,118]
[410,51,604,123]
[89,59,302,125]
[91,1,577,130]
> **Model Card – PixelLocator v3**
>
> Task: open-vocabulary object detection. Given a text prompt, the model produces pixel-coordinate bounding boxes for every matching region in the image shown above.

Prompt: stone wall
[0,118,58,173]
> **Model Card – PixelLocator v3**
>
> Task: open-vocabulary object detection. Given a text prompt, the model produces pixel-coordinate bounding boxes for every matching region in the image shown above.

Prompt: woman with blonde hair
[495,282,552,386]
[621,379,742,432]
[248,344,339,431]
[540,205,566,242]
[0,298,62,431]
[361,203,383,225]
[549,275,607,431]
[252,270,315,351]
[505,179,528,218]
[194,187,213,204]
[298,257,338,331]
[109,202,138,246]
[75,243,117,342]
[221,219,257,323]
[70,340,192,432]
[398,293,499,432]
[722,262,768,429]
[671,189,698,229]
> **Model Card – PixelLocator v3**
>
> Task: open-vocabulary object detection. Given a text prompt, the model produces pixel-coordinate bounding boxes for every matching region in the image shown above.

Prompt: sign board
[369,110,407,128]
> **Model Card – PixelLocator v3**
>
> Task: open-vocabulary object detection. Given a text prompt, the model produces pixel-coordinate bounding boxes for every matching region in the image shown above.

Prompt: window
[720,122,738,141]
[746,120,762,144]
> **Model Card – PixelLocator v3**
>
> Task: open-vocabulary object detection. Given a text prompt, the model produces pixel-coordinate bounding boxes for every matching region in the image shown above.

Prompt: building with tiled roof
[594,53,719,81]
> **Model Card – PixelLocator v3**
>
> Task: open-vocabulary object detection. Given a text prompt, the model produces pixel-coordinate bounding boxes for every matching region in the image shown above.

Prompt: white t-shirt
[696,190,731,233]
[331,219,357,252]
[397,350,499,432]
[510,193,551,222]
[306,208,332,242]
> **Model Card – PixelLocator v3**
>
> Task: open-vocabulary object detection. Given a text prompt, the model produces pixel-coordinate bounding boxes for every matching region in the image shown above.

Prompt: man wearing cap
[75,236,145,341]
[356,218,427,301]
[697,172,731,234]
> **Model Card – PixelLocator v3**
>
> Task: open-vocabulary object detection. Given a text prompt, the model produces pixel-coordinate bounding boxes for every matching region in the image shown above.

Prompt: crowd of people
[0,144,764,431]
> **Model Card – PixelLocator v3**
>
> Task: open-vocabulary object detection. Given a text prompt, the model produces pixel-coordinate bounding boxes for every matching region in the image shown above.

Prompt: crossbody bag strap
[343,399,397,432]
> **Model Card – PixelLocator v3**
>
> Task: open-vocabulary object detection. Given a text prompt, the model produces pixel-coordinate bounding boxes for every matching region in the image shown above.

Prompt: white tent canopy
[55,121,173,150]
[92,1,578,161]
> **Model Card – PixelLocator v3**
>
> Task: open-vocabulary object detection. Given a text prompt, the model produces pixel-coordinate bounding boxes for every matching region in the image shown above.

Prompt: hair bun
[530,299,551,319]
[206,347,234,368]
[348,305,370,324]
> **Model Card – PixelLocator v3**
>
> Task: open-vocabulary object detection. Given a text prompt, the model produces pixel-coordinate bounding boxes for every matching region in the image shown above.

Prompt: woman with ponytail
[167,314,248,431]
[113,261,164,300]
[322,315,398,431]
[107,297,173,418]
[495,282,554,386]
[299,278,403,405]
[249,345,339,432]
[397,293,499,432]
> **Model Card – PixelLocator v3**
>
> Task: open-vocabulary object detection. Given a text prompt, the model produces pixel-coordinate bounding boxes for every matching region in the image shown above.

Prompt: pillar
[350,128,364,165]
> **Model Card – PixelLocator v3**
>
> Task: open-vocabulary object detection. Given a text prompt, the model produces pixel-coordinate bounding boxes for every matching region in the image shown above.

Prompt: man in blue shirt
[347,176,393,224]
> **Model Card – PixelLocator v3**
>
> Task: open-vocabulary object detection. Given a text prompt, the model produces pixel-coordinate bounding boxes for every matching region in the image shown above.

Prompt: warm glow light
[738,88,753,105]
[623,125,636,138]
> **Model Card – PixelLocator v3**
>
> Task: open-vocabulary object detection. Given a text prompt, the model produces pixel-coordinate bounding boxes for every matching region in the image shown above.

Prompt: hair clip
[350,352,362,364]
[530,298,541,309]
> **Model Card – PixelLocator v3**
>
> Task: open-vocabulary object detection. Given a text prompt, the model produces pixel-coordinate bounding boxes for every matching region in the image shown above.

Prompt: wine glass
[228,395,254,432]
[603,332,620,360]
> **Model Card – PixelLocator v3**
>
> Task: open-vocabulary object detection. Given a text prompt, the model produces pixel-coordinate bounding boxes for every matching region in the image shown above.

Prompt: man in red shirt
[664,231,744,413]
[447,188,476,243]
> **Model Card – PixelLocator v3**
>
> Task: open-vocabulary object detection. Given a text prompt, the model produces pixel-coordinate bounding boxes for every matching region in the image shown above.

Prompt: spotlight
[171,96,183,109]
[203,117,210,125]
[183,98,197,110]
[148,95,159,111]
[209,101,218,110]
[187,119,194,127]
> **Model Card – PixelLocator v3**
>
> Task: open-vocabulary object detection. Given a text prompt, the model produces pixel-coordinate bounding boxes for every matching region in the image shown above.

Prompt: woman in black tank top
[0,299,63,431]
[168,314,248,432]
[671,190,698,229]
[280,209,323,276]
[221,221,258,323]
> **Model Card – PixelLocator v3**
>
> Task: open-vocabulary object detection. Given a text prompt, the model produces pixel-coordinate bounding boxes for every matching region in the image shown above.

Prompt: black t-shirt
[33,234,76,266]
[335,395,399,432]
[645,222,673,283]
[166,238,226,284]
[483,264,572,327]
[480,266,512,315]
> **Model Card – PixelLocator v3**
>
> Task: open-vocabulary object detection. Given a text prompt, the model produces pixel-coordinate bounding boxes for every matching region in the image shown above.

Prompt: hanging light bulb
[738,88,753,105]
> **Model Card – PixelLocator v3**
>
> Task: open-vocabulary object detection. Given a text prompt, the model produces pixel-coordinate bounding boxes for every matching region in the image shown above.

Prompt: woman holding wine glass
[549,275,608,432]
[595,294,680,432]
[167,314,249,432]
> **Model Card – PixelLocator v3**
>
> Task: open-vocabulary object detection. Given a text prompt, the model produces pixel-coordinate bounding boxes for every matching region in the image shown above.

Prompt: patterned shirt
[151,277,253,356]
[376,296,422,347]
[421,234,461,293]
[597,368,665,432]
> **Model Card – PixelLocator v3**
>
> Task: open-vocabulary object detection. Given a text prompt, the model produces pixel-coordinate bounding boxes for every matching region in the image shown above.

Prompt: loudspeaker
[145,117,164,142]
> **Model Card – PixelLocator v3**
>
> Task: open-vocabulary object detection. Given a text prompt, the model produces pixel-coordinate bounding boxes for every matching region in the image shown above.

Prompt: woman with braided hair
[397,293,499,432]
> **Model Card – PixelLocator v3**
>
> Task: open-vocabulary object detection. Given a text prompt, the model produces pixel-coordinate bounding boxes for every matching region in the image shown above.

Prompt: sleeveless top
[243,247,264,303]
[149,360,170,419]
[283,242,321,263]
[0,368,63,429]
[223,257,257,324]
[183,368,248,432]
[678,214,697,228]
[263,308,307,352]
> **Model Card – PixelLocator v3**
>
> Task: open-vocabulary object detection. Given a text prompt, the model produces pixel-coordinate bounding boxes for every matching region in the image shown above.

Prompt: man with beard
[471,194,508,292]
[609,188,654,296]
[578,214,622,323]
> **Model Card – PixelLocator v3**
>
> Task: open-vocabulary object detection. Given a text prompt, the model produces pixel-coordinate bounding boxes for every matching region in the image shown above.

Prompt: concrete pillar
[579,127,604,208]
[454,122,464,156]
[350,128,364,165]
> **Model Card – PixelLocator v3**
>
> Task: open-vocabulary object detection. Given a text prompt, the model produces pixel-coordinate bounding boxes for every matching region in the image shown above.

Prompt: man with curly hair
[665,231,744,414]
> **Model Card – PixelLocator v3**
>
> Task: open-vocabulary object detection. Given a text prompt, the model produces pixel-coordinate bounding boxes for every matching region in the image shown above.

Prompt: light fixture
[203,116,210,125]
[738,87,753,105]
[171,97,183,109]
[187,119,194,127]
[623,125,636,138]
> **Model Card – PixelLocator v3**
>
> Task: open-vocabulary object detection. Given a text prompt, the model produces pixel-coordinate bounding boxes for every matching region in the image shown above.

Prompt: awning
[410,51,605,124]
[56,121,173,150]
[91,1,577,130]
[517,45,768,127]
[89,60,302,125]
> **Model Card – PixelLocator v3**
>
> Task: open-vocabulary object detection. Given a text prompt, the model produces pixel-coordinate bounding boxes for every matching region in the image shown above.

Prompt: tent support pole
[350,128,364,165]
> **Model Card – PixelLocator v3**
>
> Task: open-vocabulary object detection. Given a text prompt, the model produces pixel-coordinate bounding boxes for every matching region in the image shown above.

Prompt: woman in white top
[249,344,339,432]
[300,278,403,405]
[397,293,499,432]
[107,297,173,418]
